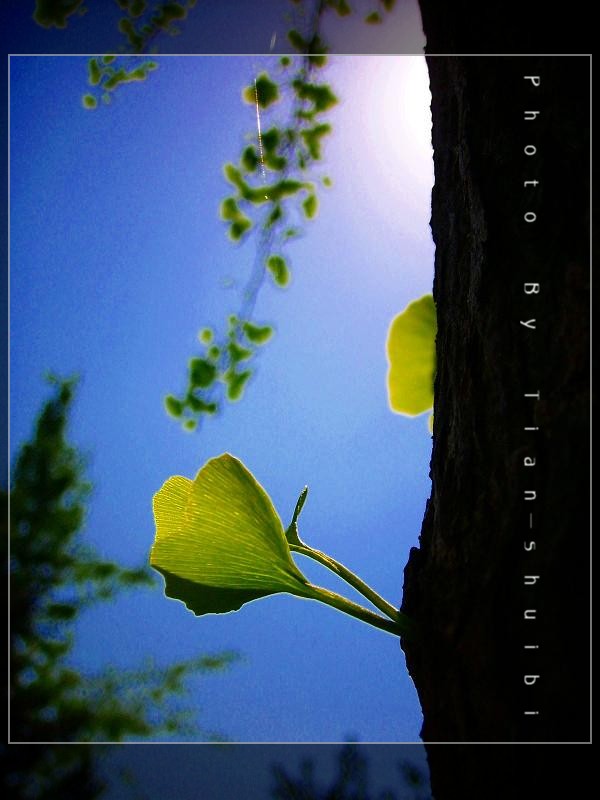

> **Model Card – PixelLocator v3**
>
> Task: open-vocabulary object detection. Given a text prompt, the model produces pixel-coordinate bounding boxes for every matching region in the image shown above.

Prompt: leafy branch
[82,55,158,109]
[164,0,399,432]
[34,0,198,51]
[165,50,338,430]
[10,377,240,743]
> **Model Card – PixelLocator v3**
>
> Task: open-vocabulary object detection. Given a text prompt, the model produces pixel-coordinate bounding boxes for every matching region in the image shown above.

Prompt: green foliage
[266,255,291,287]
[292,79,338,113]
[220,196,253,241]
[301,123,332,159]
[9,378,239,754]
[243,321,273,344]
[165,314,275,427]
[189,357,217,389]
[157,0,398,434]
[302,193,318,219]
[242,72,280,109]
[117,1,196,53]
[34,0,199,56]
[33,0,85,28]
[325,0,352,16]
[150,454,413,638]
[364,11,382,23]
[225,369,252,401]
[81,56,157,109]
[287,28,328,66]
[241,145,259,172]
[386,294,437,418]
[168,52,337,432]
[165,394,184,417]
[151,454,311,615]
[88,58,101,85]
[228,341,253,363]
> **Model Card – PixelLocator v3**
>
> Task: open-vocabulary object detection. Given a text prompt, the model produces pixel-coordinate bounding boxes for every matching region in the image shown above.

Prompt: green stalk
[290,544,405,625]
[301,582,411,638]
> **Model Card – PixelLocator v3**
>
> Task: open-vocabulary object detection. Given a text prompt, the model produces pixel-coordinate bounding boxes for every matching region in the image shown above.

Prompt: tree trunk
[400,10,589,794]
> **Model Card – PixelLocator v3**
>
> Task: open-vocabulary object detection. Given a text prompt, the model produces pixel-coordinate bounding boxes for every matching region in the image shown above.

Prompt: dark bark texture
[400,5,589,792]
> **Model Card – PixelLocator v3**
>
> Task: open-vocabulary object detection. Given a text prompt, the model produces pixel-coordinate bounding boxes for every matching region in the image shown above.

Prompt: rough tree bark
[400,5,589,796]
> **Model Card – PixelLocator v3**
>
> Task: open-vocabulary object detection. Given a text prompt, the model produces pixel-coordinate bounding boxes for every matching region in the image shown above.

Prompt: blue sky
[10,49,434,743]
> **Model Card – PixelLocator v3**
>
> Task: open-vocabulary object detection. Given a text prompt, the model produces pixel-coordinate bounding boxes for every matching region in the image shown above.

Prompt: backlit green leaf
[186,394,217,414]
[292,81,338,113]
[287,29,307,52]
[241,146,259,172]
[386,294,436,416]
[165,395,183,418]
[228,341,253,363]
[225,369,251,401]
[266,204,283,227]
[82,94,97,109]
[229,218,252,240]
[242,322,273,345]
[266,255,290,287]
[242,72,279,109]
[88,58,101,86]
[331,0,351,16]
[189,358,216,389]
[301,123,332,159]
[150,454,311,615]
[261,128,280,152]
[302,193,318,219]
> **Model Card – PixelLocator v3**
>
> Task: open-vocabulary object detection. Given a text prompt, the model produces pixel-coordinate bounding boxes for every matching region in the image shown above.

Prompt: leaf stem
[290,544,404,624]
[301,582,412,639]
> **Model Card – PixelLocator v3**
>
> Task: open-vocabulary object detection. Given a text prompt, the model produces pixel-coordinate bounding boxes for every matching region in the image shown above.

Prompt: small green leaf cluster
[289,0,397,25]
[164,317,274,431]
[35,1,199,60]
[223,57,337,269]
[116,0,197,53]
[364,0,397,24]
[168,54,337,431]
[82,56,158,109]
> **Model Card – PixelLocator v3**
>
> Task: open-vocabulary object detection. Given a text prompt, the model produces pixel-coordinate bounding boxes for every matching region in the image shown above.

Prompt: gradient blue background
[10,36,433,743]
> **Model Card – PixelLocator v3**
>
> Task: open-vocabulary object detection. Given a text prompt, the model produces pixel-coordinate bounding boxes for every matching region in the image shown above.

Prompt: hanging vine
[165,0,398,431]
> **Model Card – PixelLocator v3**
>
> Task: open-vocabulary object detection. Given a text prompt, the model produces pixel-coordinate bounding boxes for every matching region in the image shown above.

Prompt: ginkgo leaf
[150,454,311,616]
[386,294,437,416]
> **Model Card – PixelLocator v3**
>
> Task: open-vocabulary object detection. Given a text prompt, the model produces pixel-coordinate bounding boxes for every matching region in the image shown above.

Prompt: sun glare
[368,56,433,188]
[329,55,434,246]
